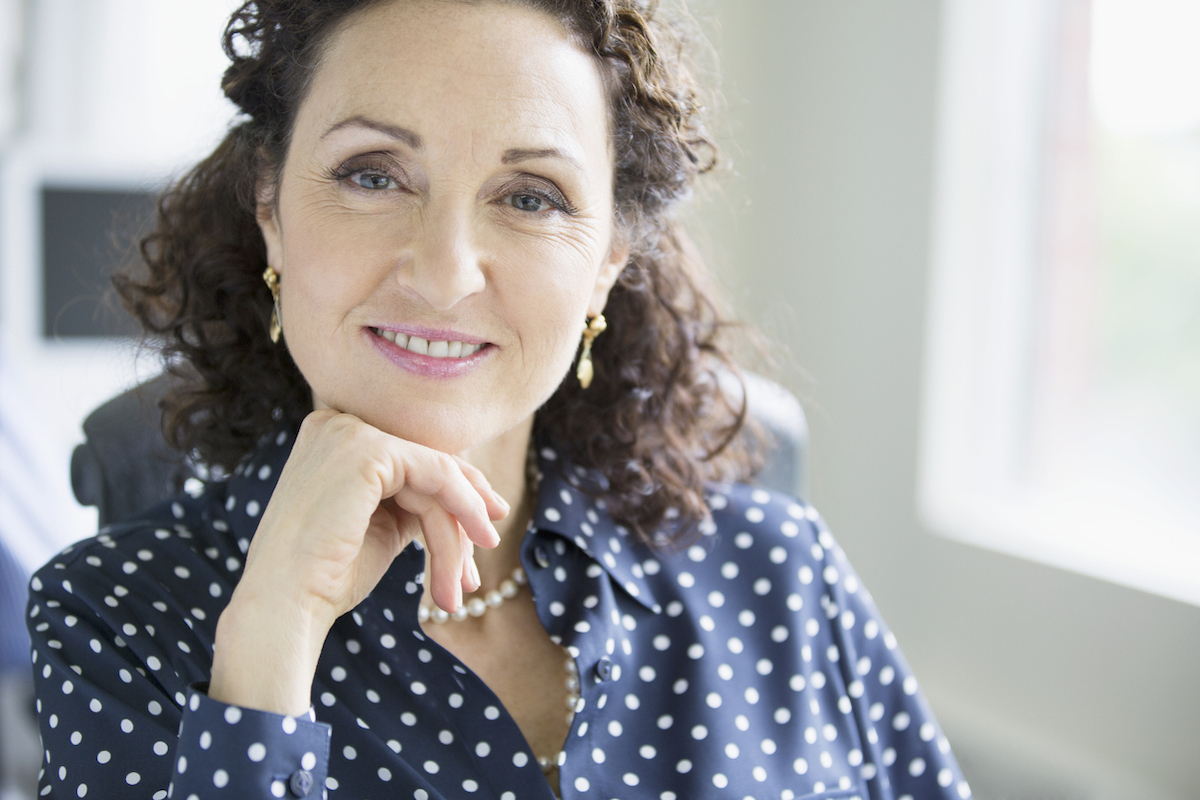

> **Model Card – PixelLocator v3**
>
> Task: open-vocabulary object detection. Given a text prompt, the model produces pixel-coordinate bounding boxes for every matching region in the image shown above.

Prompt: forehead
[297,0,612,163]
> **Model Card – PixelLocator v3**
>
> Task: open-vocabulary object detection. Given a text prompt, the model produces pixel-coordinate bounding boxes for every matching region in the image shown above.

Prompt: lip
[365,326,493,378]
[371,324,488,347]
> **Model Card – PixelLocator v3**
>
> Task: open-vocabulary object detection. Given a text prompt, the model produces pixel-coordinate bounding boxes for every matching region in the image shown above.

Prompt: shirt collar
[530,444,661,614]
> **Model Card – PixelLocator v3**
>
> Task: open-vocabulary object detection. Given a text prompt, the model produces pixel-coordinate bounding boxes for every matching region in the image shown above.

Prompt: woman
[27,1,970,798]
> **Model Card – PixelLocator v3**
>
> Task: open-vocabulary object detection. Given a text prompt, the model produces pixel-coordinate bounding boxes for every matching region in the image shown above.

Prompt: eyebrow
[502,147,583,172]
[321,116,423,149]
[322,116,583,172]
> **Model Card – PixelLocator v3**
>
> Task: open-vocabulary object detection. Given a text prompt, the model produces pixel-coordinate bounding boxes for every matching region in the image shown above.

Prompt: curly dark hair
[115,0,760,544]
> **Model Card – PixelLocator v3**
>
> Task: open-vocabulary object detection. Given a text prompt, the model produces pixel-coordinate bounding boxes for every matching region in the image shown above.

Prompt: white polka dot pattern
[27,425,970,799]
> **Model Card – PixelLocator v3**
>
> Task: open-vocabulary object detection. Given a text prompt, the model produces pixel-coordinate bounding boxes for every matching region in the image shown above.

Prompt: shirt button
[289,769,314,797]
[594,657,614,682]
[534,545,551,569]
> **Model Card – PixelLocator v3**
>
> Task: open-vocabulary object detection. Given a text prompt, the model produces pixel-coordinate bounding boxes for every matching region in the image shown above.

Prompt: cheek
[279,204,401,324]
[492,235,598,350]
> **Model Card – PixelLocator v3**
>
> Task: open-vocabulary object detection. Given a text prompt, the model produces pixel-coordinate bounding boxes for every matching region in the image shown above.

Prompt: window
[921,0,1200,605]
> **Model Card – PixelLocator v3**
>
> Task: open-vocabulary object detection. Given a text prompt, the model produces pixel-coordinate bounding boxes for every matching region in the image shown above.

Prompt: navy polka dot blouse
[27,426,971,799]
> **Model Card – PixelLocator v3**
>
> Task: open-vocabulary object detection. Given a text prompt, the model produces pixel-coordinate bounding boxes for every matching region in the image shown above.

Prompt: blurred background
[1,1,1198,798]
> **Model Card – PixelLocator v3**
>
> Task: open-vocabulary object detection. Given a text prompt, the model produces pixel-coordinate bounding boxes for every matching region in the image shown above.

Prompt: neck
[453,414,536,591]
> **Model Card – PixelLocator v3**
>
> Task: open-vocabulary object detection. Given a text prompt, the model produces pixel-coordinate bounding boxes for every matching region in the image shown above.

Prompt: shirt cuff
[171,685,331,799]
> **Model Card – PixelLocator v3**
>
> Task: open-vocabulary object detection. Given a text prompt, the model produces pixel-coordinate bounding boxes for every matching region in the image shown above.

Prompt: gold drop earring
[262,266,283,343]
[576,314,607,389]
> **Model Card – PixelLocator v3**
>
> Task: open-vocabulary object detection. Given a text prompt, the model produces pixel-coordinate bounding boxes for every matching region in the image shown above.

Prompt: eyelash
[329,157,578,215]
[329,156,405,191]
[505,187,576,216]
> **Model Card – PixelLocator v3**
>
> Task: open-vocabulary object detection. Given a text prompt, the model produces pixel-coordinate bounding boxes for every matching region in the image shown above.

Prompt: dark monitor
[40,185,157,339]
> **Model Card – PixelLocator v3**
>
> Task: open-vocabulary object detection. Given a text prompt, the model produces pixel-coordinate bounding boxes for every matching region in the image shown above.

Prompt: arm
[207,409,506,716]
[28,549,331,798]
[816,523,971,800]
[29,410,506,798]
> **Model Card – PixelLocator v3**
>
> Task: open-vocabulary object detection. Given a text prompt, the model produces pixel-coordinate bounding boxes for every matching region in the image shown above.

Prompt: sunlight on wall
[922,0,1200,607]
[1091,0,1200,135]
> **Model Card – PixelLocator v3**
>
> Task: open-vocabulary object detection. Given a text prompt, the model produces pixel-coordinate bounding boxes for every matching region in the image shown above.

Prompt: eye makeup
[496,173,578,215]
[328,153,414,191]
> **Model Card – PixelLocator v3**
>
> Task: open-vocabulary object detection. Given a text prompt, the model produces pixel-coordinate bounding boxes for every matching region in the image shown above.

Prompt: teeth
[374,328,482,359]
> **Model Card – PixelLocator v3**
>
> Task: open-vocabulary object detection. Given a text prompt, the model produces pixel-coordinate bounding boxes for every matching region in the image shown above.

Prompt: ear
[256,180,284,274]
[588,235,630,316]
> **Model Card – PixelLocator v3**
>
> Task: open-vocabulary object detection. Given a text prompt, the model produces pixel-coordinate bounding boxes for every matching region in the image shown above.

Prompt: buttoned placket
[519,524,658,792]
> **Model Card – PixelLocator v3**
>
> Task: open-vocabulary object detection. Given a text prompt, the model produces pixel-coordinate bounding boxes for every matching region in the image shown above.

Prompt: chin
[398,427,482,457]
[307,362,557,456]
[354,398,511,456]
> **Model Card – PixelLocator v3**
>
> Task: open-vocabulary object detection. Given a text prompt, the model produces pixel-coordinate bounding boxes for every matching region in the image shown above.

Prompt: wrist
[209,588,333,716]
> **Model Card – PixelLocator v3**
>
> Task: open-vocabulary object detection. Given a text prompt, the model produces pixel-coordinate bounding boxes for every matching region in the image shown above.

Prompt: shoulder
[653,483,848,591]
[29,421,295,610]
[28,481,245,636]
[634,483,879,631]
[705,482,825,559]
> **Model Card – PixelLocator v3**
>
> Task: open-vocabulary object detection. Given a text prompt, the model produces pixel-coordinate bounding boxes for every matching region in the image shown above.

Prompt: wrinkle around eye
[526,219,610,265]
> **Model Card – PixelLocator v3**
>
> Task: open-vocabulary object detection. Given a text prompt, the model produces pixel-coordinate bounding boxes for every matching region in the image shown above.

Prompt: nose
[400,203,486,309]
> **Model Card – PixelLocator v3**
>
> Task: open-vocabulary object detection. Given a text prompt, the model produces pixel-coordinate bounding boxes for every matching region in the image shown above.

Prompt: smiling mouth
[370,327,487,359]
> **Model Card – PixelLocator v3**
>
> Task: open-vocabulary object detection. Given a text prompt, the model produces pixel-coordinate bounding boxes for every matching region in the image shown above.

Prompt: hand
[210,409,507,715]
[244,409,506,618]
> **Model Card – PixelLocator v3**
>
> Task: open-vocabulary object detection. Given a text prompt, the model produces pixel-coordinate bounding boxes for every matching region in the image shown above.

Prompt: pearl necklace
[541,652,581,774]
[417,567,528,624]
[417,570,582,775]
[416,444,581,775]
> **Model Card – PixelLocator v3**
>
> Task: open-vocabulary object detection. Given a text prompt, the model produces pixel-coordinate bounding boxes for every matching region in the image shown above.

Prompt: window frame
[919,0,1200,607]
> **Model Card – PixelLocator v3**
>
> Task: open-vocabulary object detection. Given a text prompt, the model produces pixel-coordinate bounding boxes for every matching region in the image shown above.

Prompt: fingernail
[469,557,481,589]
[492,489,510,510]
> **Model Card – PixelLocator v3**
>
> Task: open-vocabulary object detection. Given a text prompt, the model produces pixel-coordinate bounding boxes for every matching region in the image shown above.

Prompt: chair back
[71,373,808,526]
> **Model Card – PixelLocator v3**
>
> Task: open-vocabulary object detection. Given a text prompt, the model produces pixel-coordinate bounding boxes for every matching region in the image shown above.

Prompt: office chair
[70,372,808,528]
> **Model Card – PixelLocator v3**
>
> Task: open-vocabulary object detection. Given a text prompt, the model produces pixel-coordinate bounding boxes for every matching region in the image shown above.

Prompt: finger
[379,496,422,547]
[459,526,479,594]
[452,455,511,521]
[394,449,500,550]
[417,505,467,613]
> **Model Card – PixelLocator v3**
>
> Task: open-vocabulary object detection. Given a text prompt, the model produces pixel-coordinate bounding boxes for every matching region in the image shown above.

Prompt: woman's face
[259,0,627,454]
